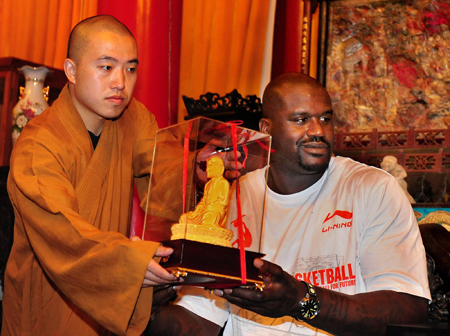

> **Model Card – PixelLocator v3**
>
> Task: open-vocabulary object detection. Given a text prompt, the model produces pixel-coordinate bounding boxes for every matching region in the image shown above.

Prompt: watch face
[302,299,320,319]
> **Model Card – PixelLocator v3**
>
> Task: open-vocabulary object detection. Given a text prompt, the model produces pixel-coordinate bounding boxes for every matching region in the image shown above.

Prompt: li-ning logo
[322,210,353,233]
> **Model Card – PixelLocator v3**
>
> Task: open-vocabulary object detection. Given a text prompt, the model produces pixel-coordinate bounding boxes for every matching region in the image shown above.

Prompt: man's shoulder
[330,156,394,184]
[127,98,154,116]
[118,98,156,128]
[333,156,388,174]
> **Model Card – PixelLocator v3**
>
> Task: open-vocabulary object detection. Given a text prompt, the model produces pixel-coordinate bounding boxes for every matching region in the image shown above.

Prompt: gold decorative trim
[169,267,264,286]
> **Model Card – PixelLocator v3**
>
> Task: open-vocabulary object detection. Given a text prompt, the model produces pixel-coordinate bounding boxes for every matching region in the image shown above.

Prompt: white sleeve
[358,175,431,300]
[174,286,231,327]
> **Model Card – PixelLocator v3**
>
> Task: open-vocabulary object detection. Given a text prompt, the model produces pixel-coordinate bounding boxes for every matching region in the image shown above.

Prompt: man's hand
[213,258,429,336]
[196,139,242,182]
[152,284,180,308]
[213,258,304,318]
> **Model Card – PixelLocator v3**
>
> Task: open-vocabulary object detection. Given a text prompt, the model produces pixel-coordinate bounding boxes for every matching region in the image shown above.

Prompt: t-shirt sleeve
[175,286,231,327]
[357,174,431,300]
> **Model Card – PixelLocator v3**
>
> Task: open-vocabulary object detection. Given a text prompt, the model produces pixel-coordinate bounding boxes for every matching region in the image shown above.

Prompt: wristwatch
[294,281,320,321]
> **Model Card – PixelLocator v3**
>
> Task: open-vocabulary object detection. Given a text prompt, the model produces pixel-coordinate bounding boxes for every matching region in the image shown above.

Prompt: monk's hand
[130,237,182,287]
[196,139,242,182]
[143,246,183,287]
[213,258,305,318]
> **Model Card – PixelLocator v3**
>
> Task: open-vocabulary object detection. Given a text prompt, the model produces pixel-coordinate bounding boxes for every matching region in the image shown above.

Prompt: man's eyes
[294,116,332,124]
[320,116,332,122]
[295,117,309,124]
[98,65,137,73]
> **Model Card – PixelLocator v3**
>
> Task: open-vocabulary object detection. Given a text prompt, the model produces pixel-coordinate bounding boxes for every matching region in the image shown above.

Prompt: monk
[179,156,230,227]
[2,15,181,336]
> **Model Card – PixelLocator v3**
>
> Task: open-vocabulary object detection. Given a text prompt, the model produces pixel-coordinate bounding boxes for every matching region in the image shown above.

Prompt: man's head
[259,72,334,175]
[64,15,139,135]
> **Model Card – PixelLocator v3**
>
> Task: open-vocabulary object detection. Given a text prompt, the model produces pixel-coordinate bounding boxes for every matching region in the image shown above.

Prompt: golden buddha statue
[171,156,234,246]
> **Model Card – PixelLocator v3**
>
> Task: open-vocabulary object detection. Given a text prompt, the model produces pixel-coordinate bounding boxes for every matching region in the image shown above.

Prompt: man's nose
[306,118,324,137]
[111,69,125,90]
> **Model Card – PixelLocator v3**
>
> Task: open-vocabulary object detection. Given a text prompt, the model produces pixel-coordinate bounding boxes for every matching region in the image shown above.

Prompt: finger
[214,286,267,307]
[224,149,242,161]
[130,235,141,242]
[143,260,182,286]
[155,246,174,257]
[213,288,232,297]
[217,288,273,317]
[225,287,267,303]
[197,139,228,159]
[223,158,242,171]
[224,170,241,180]
[143,275,182,287]
[206,138,228,148]
[254,258,284,279]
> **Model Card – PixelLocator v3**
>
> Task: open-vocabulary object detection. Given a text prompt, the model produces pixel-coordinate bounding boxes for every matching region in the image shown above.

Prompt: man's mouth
[298,142,330,155]
[107,95,125,104]
[301,143,329,149]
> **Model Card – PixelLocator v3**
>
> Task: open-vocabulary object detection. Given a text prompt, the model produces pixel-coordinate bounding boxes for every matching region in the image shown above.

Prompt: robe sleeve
[7,116,160,335]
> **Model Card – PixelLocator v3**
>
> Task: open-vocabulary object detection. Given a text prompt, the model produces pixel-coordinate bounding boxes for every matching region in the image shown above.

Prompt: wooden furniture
[0,57,67,166]
[334,127,450,204]
[334,127,450,173]
[182,89,262,131]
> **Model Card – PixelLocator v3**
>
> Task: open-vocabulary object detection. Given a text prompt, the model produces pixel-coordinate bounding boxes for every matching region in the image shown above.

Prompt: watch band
[294,281,320,321]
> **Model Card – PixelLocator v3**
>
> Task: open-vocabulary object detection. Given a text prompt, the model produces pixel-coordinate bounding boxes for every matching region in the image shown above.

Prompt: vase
[12,65,51,144]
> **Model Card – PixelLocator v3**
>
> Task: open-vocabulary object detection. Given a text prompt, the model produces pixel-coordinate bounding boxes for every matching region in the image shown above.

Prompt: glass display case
[143,117,272,288]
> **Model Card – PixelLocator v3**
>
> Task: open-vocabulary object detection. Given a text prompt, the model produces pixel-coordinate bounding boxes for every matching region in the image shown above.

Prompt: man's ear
[63,59,76,84]
[259,118,271,135]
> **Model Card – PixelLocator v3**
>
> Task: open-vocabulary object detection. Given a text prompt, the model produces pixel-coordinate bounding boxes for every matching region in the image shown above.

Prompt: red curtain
[97,0,182,128]
[271,0,303,78]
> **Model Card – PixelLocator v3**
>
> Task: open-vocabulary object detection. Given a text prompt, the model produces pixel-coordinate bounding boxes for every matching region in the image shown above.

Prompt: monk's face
[266,83,334,174]
[67,30,138,131]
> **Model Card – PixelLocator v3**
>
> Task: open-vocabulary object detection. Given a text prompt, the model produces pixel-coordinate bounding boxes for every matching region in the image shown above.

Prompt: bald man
[148,73,431,336]
[2,15,180,336]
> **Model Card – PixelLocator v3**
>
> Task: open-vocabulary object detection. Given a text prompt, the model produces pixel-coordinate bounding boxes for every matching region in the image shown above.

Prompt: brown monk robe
[2,85,164,336]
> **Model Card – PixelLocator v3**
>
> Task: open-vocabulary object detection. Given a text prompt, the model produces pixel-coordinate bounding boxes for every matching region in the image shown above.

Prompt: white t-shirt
[176,156,431,336]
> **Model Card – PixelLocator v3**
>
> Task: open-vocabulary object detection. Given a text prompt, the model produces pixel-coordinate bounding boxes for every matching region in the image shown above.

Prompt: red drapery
[271,0,320,79]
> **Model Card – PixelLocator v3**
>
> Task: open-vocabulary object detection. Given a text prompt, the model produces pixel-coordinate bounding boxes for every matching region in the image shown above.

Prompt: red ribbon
[227,121,247,285]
